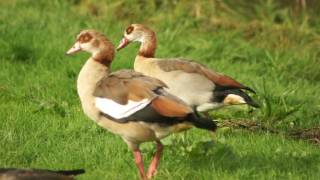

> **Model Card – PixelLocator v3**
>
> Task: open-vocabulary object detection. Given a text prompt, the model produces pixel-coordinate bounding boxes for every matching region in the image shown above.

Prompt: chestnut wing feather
[157,59,255,93]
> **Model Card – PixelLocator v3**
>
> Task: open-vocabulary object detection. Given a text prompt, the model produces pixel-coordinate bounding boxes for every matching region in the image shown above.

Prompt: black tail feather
[235,89,260,108]
[213,89,260,108]
[243,86,256,94]
[188,114,217,132]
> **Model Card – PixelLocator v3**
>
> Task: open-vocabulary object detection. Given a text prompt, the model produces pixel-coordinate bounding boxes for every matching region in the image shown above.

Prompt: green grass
[0,0,319,179]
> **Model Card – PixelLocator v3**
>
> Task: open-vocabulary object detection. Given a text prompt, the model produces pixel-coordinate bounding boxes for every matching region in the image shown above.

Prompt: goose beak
[116,37,130,51]
[66,41,81,55]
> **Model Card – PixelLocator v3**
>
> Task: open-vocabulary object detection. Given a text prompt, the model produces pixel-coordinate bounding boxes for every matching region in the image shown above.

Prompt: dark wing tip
[56,169,85,176]
[241,87,260,108]
[243,86,256,94]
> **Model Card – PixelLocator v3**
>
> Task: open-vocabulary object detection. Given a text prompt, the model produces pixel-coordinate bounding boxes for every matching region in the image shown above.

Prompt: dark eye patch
[126,26,134,34]
[78,33,93,43]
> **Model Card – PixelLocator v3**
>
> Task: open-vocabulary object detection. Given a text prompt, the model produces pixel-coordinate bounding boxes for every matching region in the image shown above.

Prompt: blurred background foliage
[65,0,320,31]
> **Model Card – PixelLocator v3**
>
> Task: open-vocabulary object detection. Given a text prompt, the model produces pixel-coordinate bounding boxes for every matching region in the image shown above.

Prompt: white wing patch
[95,97,152,119]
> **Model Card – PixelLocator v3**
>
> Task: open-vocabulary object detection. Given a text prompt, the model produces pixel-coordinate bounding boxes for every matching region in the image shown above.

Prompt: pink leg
[147,141,164,179]
[133,149,147,180]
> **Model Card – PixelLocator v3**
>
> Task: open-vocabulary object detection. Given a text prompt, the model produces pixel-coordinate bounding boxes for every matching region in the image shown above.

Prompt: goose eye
[126,26,134,34]
[79,33,92,43]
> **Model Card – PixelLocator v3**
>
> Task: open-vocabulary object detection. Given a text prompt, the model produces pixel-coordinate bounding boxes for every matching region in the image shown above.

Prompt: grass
[0,0,319,179]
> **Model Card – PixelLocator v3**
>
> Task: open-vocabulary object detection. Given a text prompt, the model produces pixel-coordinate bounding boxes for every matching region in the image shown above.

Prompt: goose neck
[138,32,156,58]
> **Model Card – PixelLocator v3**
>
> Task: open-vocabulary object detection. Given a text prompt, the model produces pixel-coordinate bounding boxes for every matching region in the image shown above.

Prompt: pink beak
[66,41,81,55]
[116,37,130,51]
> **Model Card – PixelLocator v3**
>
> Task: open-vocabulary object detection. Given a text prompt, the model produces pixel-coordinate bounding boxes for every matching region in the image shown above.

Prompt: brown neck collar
[92,47,114,67]
[138,31,156,58]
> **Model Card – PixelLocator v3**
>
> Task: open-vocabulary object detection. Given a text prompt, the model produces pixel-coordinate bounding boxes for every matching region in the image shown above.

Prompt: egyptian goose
[117,24,259,115]
[66,30,216,179]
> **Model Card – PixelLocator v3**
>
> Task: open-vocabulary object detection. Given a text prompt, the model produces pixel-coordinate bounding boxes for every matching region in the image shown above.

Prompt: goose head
[66,30,115,65]
[116,24,155,51]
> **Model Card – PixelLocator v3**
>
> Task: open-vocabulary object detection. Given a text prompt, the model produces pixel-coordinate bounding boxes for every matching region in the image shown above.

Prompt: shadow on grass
[8,44,35,64]
[165,141,319,175]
